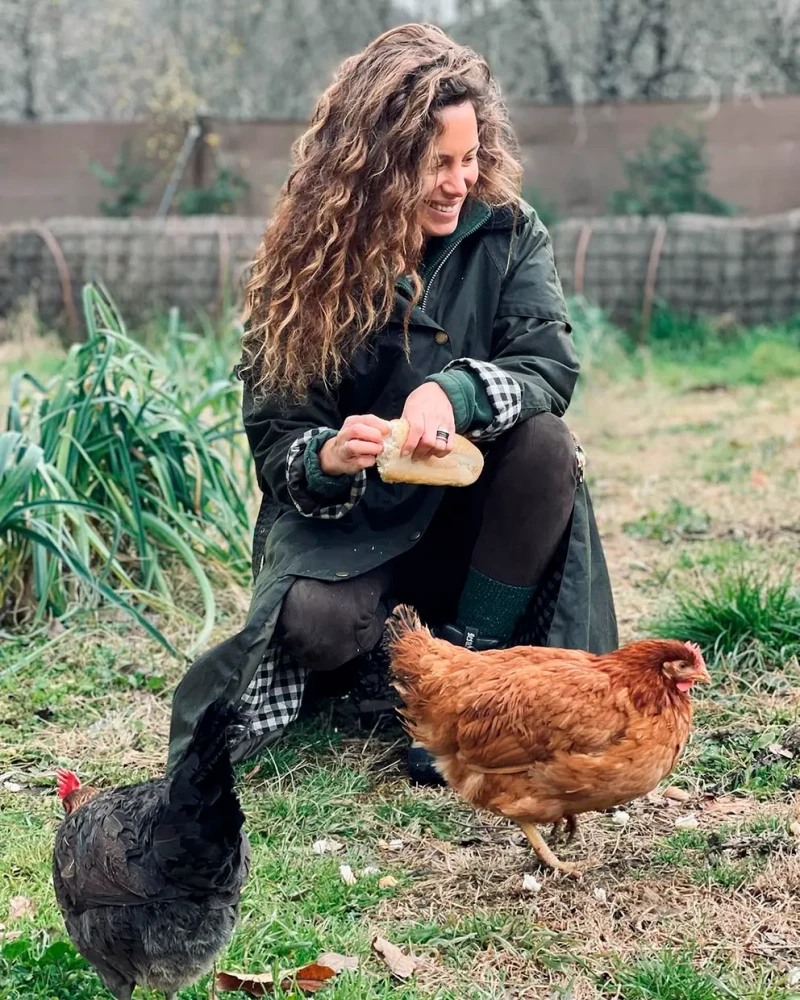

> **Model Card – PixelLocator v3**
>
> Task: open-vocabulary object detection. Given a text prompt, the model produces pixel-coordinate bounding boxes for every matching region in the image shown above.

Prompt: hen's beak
[692,665,712,684]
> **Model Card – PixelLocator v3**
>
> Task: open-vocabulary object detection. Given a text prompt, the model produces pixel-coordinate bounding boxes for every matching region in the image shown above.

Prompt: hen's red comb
[684,641,706,670]
[56,768,81,799]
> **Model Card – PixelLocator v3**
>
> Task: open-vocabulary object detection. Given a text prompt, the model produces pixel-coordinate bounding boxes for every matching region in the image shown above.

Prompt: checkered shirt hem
[286,427,367,519]
[239,641,308,737]
[442,358,523,441]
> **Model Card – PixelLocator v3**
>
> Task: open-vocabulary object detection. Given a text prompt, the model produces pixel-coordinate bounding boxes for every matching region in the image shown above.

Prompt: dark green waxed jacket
[167,200,617,767]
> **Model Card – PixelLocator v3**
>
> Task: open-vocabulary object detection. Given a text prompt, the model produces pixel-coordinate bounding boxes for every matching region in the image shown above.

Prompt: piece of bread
[376,418,484,487]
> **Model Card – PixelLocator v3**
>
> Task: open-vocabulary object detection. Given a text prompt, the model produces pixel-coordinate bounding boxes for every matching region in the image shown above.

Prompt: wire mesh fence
[2,211,800,333]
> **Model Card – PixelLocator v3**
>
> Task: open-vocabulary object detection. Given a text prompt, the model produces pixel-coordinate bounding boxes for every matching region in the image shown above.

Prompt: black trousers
[278,412,578,672]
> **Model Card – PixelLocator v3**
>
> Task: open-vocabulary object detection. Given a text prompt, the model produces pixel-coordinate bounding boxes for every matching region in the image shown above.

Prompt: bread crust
[376,418,484,486]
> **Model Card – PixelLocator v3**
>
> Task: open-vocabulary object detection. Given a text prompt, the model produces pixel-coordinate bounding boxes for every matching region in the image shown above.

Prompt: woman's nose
[440,168,468,197]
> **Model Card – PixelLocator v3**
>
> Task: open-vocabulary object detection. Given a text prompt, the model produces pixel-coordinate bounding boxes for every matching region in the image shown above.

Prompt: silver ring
[435,428,450,442]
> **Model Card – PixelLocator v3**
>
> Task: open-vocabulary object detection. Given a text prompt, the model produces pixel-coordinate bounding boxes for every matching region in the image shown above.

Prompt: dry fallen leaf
[362,865,380,876]
[789,820,800,839]
[3,781,23,793]
[767,743,793,759]
[316,953,359,973]
[339,864,357,885]
[216,962,337,995]
[8,895,37,921]
[379,875,399,889]
[0,930,22,943]
[663,785,691,803]
[372,936,417,980]
[674,815,700,830]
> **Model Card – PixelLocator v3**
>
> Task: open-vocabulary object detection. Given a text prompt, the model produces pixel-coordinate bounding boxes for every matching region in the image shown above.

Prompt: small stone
[362,865,380,876]
[3,781,22,793]
[593,887,608,902]
[787,967,800,987]
[379,875,399,889]
[789,820,800,839]
[611,810,630,826]
[386,839,404,852]
[675,814,700,830]
[339,864,357,885]
[522,874,542,893]
[663,785,691,802]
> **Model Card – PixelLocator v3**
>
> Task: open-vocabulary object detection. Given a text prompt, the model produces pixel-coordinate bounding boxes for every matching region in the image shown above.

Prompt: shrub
[176,167,249,215]
[608,126,736,217]
[90,139,155,218]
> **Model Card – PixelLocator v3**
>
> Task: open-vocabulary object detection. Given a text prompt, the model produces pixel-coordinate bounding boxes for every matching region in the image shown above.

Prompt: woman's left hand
[400,382,456,460]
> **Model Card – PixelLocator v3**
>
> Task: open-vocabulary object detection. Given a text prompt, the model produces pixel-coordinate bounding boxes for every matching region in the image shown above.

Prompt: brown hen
[388,606,710,876]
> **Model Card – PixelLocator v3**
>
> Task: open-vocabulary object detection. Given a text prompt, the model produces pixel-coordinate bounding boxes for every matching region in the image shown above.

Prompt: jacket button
[409,531,422,541]
[434,331,449,345]
[335,570,349,578]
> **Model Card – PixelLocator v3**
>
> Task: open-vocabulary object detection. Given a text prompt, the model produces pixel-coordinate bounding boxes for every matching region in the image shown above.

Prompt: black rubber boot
[407,742,444,786]
[435,622,502,651]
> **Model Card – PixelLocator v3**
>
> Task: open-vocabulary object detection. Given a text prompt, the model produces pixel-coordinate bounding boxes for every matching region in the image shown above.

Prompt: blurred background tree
[0,0,797,122]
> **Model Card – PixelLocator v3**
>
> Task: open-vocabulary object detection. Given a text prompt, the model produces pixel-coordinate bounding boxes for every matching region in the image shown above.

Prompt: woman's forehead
[435,102,479,154]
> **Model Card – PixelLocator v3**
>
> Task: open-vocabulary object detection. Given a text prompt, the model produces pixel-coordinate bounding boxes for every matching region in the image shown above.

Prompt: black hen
[52,700,250,1000]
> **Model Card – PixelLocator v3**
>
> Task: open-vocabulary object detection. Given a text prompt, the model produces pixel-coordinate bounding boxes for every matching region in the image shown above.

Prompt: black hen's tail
[152,699,248,894]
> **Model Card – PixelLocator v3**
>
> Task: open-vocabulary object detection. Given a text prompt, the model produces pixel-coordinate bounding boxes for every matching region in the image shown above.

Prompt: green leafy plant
[3,285,252,654]
[176,166,249,215]
[608,126,737,217]
[90,139,155,218]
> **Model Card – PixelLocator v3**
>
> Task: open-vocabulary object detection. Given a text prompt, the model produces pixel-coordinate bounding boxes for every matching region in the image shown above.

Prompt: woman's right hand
[318,414,391,476]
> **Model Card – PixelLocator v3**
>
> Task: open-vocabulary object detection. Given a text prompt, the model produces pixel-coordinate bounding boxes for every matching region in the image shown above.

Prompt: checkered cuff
[286,428,367,519]
[442,359,523,441]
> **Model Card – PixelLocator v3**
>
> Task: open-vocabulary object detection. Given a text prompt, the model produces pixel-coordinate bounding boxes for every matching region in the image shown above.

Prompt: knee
[278,577,385,671]
[507,413,577,488]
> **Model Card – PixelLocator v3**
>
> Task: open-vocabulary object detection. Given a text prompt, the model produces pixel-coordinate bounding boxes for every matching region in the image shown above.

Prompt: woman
[168,23,617,780]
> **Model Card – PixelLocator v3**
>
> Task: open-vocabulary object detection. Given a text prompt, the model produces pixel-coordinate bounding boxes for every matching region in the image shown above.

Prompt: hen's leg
[549,820,562,844]
[516,821,583,878]
[564,815,578,844]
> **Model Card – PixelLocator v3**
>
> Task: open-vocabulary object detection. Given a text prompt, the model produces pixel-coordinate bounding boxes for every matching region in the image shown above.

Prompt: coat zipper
[420,214,488,313]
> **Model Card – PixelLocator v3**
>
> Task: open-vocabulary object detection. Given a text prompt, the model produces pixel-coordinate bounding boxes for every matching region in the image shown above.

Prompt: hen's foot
[548,816,578,845]
[517,820,585,879]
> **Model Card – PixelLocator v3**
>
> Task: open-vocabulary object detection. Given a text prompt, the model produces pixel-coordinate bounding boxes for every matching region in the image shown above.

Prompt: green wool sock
[456,567,534,645]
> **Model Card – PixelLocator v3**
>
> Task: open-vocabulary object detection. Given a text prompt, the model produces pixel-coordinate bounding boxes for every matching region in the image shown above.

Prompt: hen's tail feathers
[385,603,425,645]
[153,699,249,894]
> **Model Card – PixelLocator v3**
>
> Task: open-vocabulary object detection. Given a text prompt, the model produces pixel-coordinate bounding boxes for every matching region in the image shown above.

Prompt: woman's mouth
[426,200,461,217]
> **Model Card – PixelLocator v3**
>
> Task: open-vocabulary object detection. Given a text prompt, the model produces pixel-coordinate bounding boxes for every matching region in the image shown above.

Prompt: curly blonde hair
[241,23,523,399]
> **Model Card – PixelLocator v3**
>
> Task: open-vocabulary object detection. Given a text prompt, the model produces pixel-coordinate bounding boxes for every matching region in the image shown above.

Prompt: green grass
[624,499,711,545]
[600,950,799,1000]
[673,722,800,798]
[649,571,800,678]
[651,817,791,888]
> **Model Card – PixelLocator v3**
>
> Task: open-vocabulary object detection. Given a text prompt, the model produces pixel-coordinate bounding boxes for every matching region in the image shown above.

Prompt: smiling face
[419,101,480,237]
